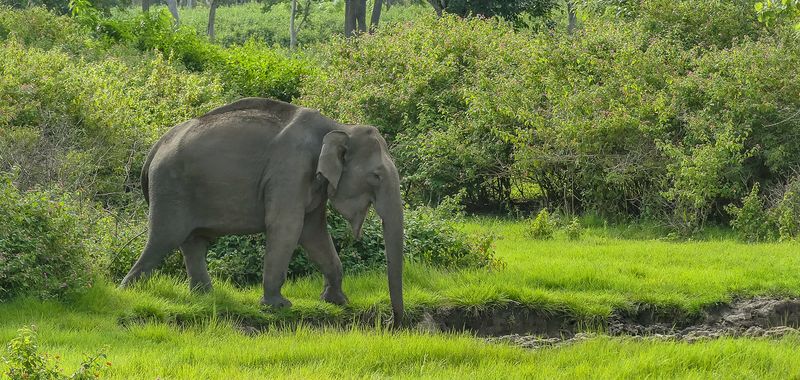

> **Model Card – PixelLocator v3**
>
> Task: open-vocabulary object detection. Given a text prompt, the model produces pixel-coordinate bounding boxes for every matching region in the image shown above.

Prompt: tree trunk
[426,0,444,16]
[290,0,298,49]
[369,0,382,33]
[207,0,218,41]
[345,0,355,36]
[345,0,367,36]
[142,0,150,12]
[188,0,195,8]
[355,0,367,34]
[167,0,180,24]
[567,1,577,34]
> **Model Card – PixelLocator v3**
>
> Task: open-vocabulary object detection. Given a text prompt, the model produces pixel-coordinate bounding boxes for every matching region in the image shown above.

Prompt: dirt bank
[484,297,800,348]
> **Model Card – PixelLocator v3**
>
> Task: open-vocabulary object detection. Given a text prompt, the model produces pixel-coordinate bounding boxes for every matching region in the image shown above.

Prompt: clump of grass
[526,209,555,240]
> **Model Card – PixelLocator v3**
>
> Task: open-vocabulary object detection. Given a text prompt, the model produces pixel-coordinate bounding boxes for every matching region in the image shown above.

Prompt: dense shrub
[0,6,91,52]
[0,9,227,206]
[219,40,315,101]
[726,184,776,242]
[637,0,761,48]
[0,177,95,300]
[100,9,314,101]
[726,176,800,242]
[404,207,504,270]
[301,9,800,234]
[773,176,800,241]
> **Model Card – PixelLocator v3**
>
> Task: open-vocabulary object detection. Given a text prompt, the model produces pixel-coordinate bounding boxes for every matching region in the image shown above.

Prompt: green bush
[2,326,109,380]
[103,9,314,102]
[218,40,315,101]
[404,206,504,270]
[0,6,90,53]
[772,176,800,241]
[0,177,95,300]
[526,209,555,240]
[638,0,760,48]
[0,19,226,206]
[726,183,776,242]
[564,217,582,241]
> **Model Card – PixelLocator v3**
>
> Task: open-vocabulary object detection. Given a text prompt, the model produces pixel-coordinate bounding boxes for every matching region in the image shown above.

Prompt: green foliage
[726,183,776,242]
[660,126,753,234]
[405,206,504,270]
[526,209,555,240]
[775,179,800,241]
[101,9,314,101]
[565,217,582,241]
[2,326,109,380]
[0,11,227,206]
[0,177,98,301]
[220,40,315,101]
[301,4,799,235]
[1,0,124,15]
[637,0,760,48]
[0,7,91,52]
[69,0,101,27]
[756,0,800,30]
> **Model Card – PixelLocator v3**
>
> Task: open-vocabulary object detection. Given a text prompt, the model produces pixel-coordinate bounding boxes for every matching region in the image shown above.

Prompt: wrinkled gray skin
[120,98,404,320]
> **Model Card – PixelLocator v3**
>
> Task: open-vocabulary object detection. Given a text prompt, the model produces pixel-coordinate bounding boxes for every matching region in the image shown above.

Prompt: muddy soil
[484,297,800,348]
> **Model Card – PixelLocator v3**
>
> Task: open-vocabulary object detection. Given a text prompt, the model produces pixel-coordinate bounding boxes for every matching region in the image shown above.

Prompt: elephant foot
[261,295,292,308]
[118,274,139,289]
[321,287,349,305]
[189,281,213,293]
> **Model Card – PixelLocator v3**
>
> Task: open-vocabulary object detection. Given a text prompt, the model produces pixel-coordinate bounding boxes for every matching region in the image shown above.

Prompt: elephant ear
[317,130,349,196]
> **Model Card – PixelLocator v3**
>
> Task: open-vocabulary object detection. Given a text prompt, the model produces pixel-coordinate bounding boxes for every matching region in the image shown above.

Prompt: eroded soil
[485,297,800,348]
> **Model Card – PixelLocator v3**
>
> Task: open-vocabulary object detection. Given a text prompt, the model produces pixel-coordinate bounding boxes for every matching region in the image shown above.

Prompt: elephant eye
[368,172,381,186]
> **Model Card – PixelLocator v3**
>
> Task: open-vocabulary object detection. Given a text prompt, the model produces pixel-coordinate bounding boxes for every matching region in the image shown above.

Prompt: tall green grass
[2,296,800,379]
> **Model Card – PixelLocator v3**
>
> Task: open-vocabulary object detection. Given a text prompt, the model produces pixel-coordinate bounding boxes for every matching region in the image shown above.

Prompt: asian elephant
[120,98,404,320]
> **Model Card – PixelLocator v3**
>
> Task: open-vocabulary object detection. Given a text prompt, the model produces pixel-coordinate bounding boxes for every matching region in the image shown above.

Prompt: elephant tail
[140,139,162,205]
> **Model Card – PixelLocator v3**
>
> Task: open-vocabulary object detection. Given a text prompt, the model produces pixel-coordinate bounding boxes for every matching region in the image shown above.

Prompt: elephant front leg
[300,204,348,305]
[261,216,304,309]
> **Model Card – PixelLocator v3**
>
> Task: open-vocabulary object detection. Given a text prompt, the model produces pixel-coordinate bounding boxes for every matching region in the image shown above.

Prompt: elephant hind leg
[120,216,190,288]
[300,206,347,305]
[180,235,212,292]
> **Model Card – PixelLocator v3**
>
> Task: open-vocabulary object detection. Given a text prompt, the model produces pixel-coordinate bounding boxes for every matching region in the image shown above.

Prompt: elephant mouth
[350,216,364,240]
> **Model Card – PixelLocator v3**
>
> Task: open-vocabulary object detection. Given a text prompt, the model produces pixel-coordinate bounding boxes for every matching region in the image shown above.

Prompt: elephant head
[316,126,404,321]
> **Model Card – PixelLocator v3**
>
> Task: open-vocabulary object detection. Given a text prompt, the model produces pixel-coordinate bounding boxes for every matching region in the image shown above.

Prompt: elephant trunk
[375,172,404,324]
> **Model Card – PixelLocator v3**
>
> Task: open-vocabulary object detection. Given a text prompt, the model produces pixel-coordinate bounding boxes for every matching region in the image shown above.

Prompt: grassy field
[3,219,800,378]
[3,302,800,379]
